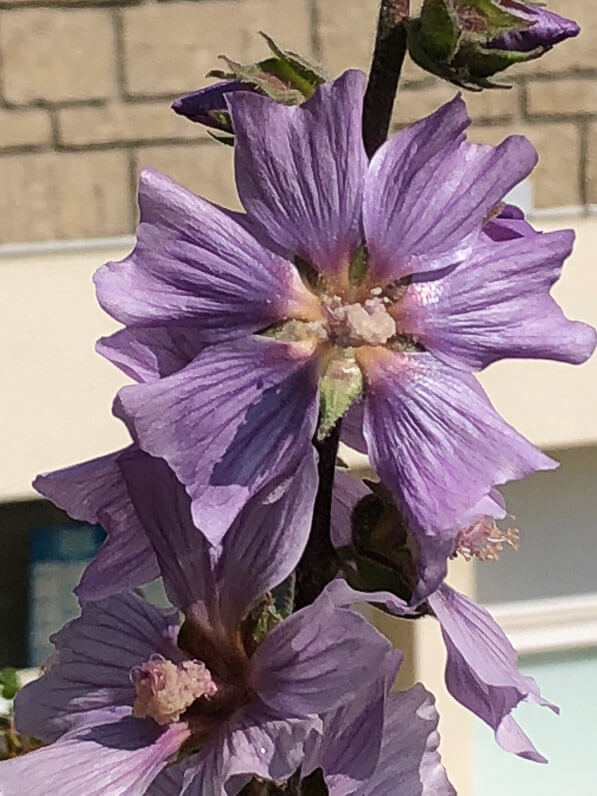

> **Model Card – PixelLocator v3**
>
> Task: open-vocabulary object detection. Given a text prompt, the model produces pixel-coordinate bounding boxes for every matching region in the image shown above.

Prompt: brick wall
[0,0,594,244]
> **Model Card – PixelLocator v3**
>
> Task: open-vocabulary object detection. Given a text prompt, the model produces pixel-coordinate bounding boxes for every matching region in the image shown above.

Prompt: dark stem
[294,422,342,609]
[362,0,410,157]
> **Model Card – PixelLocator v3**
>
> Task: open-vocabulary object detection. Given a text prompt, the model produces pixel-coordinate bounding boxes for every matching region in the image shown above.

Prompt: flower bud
[172,33,326,140]
[407,0,580,89]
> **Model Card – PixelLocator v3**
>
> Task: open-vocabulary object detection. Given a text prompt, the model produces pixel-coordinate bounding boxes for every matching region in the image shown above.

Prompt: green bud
[407,0,537,89]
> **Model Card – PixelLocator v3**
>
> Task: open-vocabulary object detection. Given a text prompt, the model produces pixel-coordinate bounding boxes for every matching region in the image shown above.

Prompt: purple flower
[329,472,556,763]
[95,71,595,544]
[301,657,455,795]
[490,2,580,53]
[4,454,396,794]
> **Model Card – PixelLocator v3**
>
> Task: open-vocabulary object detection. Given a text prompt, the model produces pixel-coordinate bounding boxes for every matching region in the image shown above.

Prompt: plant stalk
[362,0,410,157]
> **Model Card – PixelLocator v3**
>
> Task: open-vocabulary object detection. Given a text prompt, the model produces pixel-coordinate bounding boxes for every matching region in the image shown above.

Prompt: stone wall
[0,0,594,243]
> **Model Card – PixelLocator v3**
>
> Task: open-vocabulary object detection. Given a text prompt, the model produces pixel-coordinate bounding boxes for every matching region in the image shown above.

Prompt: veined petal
[428,585,557,762]
[363,96,537,282]
[117,451,217,615]
[400,229,596,370]
[14,593,181,742]
[250,589,391,718]
[96,325,206,383]
[33,448,159,601]
[0,710,188,796]
[229,70,368,277]
[302,649,401,788]
[114,336,320,543]
[216,450,318,631]
[358,349,556,535]
[94,169,319,341]
[348,687,455,796]
[119,447,318,629]
[181,706,313,796]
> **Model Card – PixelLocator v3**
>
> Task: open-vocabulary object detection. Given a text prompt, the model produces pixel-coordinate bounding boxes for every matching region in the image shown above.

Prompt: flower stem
[362,0,410,157]
[294,422,342,609]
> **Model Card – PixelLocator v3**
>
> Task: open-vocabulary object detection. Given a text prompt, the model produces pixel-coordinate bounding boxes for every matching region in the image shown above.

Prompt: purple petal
[330,469,369,549]
[97,325,206,383]
[428,585,557,762]
[348,686,455,795]
[14,593,181,741]
[33,448,159,601]
[359,350,556,535]
[400,229,596,370]
[115,336,319,543]
[250,589,391,718]
[183,705,314,795]
[117,451,217,615]
[216,449,318,631]
[483,203,535,242]
[490,3,580,52]
[172,80,254,132]
[94,169,319,341]
[339,399,367,453]
[363,96,537,282]
[0,711,188,796]
[119,447,318,629]
[229,70,368,276]
[302,649,401,788]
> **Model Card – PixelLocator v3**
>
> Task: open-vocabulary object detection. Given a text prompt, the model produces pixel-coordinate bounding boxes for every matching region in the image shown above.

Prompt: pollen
[132,657,218,726]
[453,516,520,562]
[325,296,397,347]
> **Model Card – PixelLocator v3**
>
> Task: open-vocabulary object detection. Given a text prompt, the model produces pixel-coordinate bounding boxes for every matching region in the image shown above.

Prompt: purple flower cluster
[1,59,593,794]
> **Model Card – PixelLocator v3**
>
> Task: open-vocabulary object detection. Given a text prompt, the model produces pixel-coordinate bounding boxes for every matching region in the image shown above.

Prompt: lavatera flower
[94,70,595,545]
[329,470,557,764]
[1,453,397,795]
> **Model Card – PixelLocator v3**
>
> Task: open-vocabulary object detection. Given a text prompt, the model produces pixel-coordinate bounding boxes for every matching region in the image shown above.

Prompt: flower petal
[428,585,557,762]
[348,687,455,796]
[251,589,391,718]
[181,705,314,796]
[172,80,252,131]
[359,349,556,534]
[96,325,206,383]
[117,450,217,615]
[302,648,401,788]
[0,710,187,796]
[216,449,318,630]
[94,169,318,341]
[115,336,320,543]
[33,448,159,601]
[119,447,318,628]
[400,229,596,370]
[14,592,181,741]
[363,96,537,281]
[229,70,368,276]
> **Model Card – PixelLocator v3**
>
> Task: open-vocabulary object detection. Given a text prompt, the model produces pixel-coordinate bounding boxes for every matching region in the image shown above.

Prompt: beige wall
[1,0,597,244]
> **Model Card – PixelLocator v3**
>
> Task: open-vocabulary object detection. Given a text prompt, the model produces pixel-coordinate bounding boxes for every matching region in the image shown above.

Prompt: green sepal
[419,0,460,60]
[317,353,363,441]
[259,32,326,99]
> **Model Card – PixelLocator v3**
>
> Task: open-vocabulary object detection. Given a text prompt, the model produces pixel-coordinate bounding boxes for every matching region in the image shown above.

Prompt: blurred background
[0,0,595,792]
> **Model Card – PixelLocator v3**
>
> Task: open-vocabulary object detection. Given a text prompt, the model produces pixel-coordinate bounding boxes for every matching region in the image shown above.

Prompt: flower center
[132,656,218,726]
[324,295,397,347]
[453,516,520,562]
